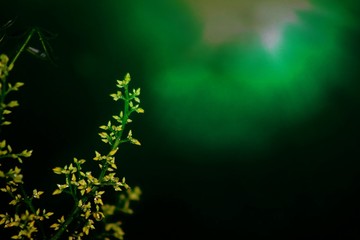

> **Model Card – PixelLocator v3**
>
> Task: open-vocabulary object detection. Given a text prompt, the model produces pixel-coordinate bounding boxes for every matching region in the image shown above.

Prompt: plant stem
[20,185,47,239]
[112,84,130,149]
[9,28,36,67]
[0,77,7,127]
[50,205,80,240]
[50,85,132,240]
[0,28,36,126]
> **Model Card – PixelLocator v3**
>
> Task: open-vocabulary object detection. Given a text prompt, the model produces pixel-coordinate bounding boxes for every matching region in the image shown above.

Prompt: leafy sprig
[50,73,143,240]
[0,24,143,239]
[0,53,52,240]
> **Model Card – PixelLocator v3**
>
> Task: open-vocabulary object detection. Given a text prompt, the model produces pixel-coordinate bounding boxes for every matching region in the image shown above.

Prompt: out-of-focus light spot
[186,0,311,54]
[260,26,282,53]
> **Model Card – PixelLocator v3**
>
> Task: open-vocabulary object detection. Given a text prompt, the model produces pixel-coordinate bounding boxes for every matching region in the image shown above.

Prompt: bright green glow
[129,1,344,151]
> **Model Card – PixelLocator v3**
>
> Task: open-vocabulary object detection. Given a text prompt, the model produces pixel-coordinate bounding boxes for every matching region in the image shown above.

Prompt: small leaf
[124,73,131,84]
[21,149,32,157]
[52,189,62,195]
[99,125,108,130]
[127,130,132,138]
[0,140,6,148]
[1,121,11,125]
[135,88,141,96]
[136,108,144,113]
[53,167,62,174]
[7,101,19,108]
[14,82,24,88]
[109,148,118,156]
[130,138,141,146]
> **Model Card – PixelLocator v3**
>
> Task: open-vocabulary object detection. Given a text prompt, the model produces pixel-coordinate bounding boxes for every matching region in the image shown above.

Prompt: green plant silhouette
[0,26,142,240]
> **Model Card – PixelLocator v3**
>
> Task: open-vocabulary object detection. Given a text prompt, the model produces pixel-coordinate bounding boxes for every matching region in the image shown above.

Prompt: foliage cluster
[0,27,143,239]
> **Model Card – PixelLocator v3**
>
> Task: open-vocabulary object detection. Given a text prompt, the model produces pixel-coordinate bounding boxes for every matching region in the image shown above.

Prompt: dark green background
[1,0,360,239]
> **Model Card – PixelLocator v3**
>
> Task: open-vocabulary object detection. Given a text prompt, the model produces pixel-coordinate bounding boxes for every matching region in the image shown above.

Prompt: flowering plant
[0,27,142,240]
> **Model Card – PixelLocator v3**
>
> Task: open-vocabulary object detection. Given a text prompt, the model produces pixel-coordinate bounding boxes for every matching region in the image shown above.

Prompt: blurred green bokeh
[123,1,349,153]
